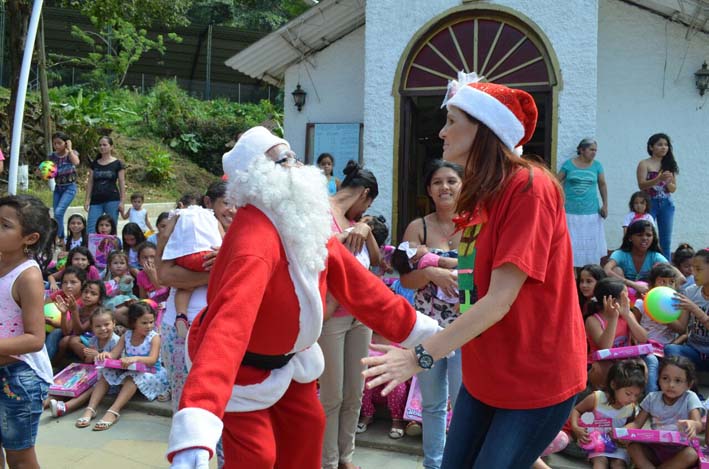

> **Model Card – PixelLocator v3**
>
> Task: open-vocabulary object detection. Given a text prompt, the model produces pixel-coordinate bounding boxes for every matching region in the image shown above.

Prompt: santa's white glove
[170,448,210,469]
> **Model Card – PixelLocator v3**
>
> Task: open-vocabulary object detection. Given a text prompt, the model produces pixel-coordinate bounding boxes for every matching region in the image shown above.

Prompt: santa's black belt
[242,351,295,370]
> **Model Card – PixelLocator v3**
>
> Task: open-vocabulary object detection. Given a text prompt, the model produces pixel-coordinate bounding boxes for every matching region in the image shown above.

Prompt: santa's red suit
[167,127,439,468]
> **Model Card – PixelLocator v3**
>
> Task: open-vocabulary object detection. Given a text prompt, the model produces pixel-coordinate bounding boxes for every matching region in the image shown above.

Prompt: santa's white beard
[227,157,332,272]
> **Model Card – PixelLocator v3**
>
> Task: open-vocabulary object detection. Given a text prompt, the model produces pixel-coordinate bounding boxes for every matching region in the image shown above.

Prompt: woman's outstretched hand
[362,343,420,396]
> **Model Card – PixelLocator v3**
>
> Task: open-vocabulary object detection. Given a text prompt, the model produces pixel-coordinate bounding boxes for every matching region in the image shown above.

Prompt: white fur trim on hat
[222,126,289,176]
[447,85,524,151]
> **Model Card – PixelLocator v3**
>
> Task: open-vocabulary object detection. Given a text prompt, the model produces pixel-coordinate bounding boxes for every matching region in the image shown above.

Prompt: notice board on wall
[305,123,363,177]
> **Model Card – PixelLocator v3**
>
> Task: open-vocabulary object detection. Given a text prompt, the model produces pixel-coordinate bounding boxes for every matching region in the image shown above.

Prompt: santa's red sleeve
[167,252,274,461]
[326,238,440,346]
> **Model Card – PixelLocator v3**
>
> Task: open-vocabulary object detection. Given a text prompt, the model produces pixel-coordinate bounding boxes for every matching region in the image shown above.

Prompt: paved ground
[35,397,587,468]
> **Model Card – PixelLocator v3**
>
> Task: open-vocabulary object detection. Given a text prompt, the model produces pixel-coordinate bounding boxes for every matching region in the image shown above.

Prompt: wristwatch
[414,344,434,370]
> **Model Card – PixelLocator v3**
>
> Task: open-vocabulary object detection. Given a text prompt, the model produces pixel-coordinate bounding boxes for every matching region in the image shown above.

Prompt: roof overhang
[622,0,709,35]
[225,0,365,87]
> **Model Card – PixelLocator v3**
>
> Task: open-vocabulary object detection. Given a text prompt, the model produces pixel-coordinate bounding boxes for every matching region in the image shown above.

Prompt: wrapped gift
[403,376,452,427]
[95,358,156,374]
[690,439,709,468]
[49,363,97,397]
[612,428,690,446]
[591,343,654,361]
[578,412,613,431]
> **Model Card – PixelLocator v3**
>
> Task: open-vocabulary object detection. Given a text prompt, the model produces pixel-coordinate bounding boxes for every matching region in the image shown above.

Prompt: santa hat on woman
[442,72,538,154]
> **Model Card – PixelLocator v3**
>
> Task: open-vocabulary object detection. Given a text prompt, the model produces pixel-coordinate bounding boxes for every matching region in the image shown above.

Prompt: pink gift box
[404,376,452,427]
[49,363,97,397]
[690,439,709,468]
[578,412,612,430]
[612,428,690,446]
[591,343,654,361]
[95,358,156,374]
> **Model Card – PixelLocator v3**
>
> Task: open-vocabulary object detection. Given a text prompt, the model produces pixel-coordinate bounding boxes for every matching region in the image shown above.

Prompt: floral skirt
[101,365,168,401]
[159,322,188,414]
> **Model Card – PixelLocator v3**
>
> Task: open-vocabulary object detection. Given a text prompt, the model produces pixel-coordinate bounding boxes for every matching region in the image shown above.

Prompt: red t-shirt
[462,167,587,409]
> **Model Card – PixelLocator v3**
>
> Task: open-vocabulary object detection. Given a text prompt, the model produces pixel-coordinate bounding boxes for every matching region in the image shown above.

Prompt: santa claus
[167,127,440,468]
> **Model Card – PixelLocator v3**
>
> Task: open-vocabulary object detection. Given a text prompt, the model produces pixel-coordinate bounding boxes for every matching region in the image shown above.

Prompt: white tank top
[0,259,54,383]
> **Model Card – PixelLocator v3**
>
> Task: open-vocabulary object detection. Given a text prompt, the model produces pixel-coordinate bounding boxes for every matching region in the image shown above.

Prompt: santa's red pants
[221,380,325,469]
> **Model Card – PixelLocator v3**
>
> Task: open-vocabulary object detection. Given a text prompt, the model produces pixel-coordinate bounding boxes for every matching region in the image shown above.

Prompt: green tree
[59,0,189,88]
[188,0,310,30]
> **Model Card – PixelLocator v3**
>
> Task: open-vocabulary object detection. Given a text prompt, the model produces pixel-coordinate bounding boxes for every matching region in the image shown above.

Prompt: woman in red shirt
[363,75,587,467]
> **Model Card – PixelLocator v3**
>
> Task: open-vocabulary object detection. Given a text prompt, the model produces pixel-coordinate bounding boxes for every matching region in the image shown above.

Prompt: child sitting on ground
[571,360,645,467]
[358,334,411,440]
[78,301,169,431]
[626,356,702,468]
[48,308,120,418]
[161,204,223,337]
[673,243,695,293]
[585,278,658,393]
[54,280,106,364]
[637,263,687,347]
[48,247,101,292]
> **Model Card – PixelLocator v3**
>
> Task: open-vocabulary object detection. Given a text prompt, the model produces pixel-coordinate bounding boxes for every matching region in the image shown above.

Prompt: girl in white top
[0,195,54,467]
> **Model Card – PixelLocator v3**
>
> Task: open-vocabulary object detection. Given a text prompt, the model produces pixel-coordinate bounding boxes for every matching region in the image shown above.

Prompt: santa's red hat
[444,72,537,152]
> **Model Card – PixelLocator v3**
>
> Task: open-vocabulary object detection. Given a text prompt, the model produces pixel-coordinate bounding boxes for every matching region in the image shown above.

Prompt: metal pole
[9,0,44,195]
[0,4,6,87]
[205,23,212,99]
[38,15,52,155]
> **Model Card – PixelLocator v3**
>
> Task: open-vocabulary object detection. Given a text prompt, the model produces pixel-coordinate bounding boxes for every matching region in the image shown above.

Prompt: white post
[8,0,44,195]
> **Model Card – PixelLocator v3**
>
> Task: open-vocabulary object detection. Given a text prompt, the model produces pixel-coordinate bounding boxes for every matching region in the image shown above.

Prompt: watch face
[419,355,434,369]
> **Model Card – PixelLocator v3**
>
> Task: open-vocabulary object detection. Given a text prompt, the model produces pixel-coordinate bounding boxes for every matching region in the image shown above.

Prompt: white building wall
[363,0,599,223]
[283,26,365,159]
[597,0,709,251]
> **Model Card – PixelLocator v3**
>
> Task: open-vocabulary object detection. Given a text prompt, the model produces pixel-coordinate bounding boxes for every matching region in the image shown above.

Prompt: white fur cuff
[167,408,223,462]
[399,312,442,348]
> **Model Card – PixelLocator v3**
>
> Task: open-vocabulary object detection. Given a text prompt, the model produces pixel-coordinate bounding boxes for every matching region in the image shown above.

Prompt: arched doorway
[394,6,560,239]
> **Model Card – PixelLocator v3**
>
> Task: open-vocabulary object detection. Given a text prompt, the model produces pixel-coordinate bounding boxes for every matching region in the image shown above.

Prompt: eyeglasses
[275,149,302,166]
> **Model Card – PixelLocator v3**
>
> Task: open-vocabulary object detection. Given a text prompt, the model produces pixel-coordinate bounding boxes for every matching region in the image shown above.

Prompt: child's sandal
[93,409,120,431]
[389,419,406,439]
[357,415,374,433]
[75,406,96,428]
[157,390,171,402]
[175,314,190,339]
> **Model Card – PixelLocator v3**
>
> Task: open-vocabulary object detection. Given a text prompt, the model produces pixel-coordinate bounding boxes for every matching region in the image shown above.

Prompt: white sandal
[75,406,96,428]
[93,409,120,431]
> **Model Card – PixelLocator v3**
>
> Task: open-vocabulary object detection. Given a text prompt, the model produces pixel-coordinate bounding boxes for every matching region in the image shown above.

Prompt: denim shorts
[0,362,48,450]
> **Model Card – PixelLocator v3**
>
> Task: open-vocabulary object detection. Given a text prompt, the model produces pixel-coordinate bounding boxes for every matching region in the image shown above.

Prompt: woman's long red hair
[455,117,561,224]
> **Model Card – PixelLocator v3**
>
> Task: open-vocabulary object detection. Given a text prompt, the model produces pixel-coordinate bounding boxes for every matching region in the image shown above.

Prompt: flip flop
[175,314,190,338]
[75,406,96,428]
[93,409,120,431]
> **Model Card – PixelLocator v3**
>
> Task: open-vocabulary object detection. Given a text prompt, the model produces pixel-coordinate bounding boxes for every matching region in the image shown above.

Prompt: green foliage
[143,144,174,184]
[49,87,139,158]
[61,0,191,28]
[187,0,310,29]
[143,79,280,173]
[66,18,181,89]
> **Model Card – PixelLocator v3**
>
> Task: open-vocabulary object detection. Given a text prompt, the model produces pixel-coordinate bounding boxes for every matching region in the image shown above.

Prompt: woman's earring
[23,245,30,257]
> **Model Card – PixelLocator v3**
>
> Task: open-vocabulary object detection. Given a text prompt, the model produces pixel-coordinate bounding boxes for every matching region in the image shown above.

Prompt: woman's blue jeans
[644,354,659,393]
[441,387,576,468]
[418,350,462,469]
[45,328,63,360]
[88,200,120,233]
[53,183,77,239]
[649,196,674,257]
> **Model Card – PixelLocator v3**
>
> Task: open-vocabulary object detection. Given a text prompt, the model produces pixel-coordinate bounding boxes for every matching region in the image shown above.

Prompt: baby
[391,241,459,303]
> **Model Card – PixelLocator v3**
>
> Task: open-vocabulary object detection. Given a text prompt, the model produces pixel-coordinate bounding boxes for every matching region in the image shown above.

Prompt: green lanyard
[458,223,483,313]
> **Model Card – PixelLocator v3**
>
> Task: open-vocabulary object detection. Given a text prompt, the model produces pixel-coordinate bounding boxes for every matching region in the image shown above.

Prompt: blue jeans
[649,196,674,257]
[45,328,63,360]
[418,350,462,469]
[53,183,77,239]
[644,354,659,392]
[0,362,48,450]
[88,200,121,233]
[664,343,709,371]
[441,387,576,468]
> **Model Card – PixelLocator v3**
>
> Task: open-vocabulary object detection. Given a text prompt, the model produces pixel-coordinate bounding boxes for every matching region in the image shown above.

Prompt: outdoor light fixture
[292,84,307,111]
[695,61,709,96]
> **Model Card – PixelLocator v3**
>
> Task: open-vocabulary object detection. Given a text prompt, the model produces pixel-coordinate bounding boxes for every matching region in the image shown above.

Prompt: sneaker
[50,399,66,418]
